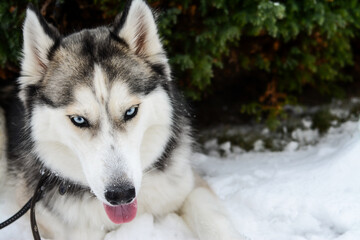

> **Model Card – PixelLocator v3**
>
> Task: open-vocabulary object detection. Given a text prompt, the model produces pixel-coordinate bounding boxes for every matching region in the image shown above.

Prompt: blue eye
[73,116,85,124]
[70,116,89,128]
[124,106,138,121]
[126,107,136,116]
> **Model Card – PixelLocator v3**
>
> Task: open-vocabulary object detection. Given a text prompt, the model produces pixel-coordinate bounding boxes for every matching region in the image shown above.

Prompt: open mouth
[103,198,138,224]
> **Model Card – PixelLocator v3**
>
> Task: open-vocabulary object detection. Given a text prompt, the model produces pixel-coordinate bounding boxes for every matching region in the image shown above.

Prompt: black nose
[105,185,136,205]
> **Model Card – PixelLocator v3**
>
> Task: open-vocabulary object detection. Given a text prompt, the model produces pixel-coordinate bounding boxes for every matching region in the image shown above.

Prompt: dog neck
[31,157,92,198]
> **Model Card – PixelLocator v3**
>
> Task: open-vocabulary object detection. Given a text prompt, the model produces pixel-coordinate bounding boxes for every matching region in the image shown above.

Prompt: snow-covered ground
[1,120,360,240]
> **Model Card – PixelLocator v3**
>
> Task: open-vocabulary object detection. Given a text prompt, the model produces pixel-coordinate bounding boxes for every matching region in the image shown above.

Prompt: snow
[284,141,299,152]
[291,128,319,145]
[196,121,360,240]
[253,140,265,152]
[1,120,360,240]
[330,109,350,119]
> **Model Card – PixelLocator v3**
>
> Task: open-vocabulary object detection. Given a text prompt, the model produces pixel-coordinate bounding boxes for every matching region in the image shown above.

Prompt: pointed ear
[19,4,60,88]
[113,0,170,77]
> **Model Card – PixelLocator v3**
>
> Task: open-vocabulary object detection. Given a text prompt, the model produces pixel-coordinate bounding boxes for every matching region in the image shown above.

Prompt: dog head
[19,0,174,222]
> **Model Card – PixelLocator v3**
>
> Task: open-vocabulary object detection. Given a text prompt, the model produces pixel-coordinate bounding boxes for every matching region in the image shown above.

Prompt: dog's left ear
[113,0,170,77]
[19,4,60,104]
[21,4,60,79]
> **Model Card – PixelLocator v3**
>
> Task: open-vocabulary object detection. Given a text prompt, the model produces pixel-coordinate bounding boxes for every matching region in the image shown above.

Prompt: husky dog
[1,0,243,239]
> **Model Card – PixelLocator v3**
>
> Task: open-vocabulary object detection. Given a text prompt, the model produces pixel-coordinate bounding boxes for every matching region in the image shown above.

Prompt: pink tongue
[103,199,137,224]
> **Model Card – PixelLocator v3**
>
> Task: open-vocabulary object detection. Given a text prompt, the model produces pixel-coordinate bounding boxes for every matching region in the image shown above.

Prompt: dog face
[19,0,173,208]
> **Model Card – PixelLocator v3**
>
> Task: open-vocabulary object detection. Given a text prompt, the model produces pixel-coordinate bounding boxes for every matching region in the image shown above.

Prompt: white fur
[182,187,247,240]
[137,88,173,169]
[31,105,88,185]
[93,64,109,103]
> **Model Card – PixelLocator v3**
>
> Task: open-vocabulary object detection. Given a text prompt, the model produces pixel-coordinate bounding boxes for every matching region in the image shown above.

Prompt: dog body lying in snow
[0,0,242,239]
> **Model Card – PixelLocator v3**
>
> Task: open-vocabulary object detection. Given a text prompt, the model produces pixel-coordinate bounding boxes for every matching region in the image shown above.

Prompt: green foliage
[153,0,360,128]
[1,0,360,127]
[312,109,335,134]
[0,1,25,67]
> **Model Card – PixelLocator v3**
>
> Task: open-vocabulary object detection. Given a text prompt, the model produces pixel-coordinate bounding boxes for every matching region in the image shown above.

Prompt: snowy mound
[196,121,360,240]
[1,121,360,240]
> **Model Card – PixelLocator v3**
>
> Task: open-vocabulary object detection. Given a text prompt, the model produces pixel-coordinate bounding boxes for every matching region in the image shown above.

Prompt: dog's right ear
[112,0,171,78]
[19,4,60,99]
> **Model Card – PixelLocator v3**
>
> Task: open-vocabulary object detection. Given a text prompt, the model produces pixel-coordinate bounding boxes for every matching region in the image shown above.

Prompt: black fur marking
[0,79,17,109]
[25,84,40,109]
[80,32,96,60]
[126,64,170,96]
[38,93,57,108]
[109,30,129,48]
[27,3,60,41]
[160,80,170,93]
[113,0,133,35]
[79,30,126,64]
[125,61,169,96]
[150,63,167,77]
[153,136,178,171]
[25,84,57,108]
[4,93,28,163]
[47,37,61,61]
[127,77,159,96]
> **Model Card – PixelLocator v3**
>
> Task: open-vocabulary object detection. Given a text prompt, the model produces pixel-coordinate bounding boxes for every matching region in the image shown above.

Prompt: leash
[30,173,51,240]
[0,173,50,240]
[0,198,32,229]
